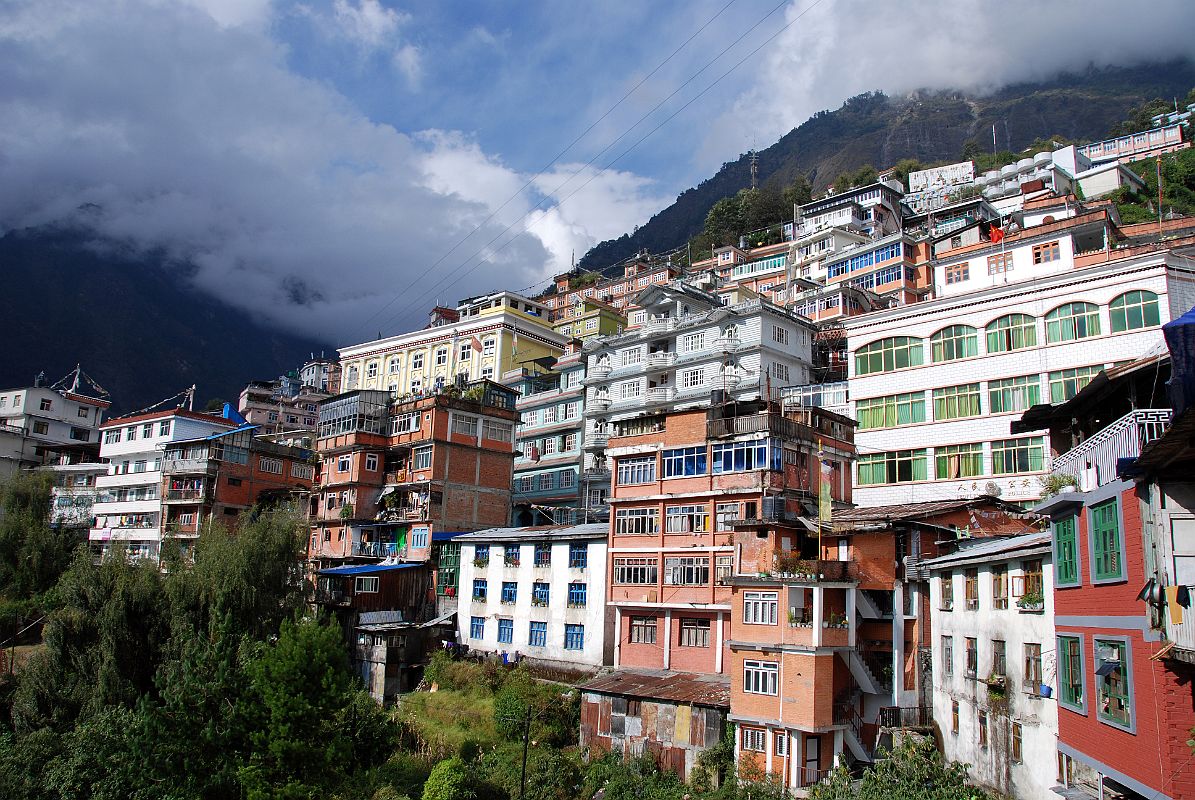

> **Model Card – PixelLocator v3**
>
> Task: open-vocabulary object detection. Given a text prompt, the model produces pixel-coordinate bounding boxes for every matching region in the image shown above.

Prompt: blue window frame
[410,526,429,548]
[470,616,485,639]
[662,446,708,478]
[564,624,584,651]
[568,582,587,607]
[532,582,550,606]
[568,542,588,568]
[711,438,782,473]
[472,579,487,601]
[473,544,490,566]
[498,618,513,644]
[501,581,517,604]
[528,621,547,647]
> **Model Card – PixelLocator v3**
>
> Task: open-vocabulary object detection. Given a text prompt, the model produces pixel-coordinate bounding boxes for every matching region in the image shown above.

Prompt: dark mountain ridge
[579,60,1195,272]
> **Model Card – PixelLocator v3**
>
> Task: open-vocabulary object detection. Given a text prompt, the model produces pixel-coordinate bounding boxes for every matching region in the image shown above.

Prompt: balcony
[1052,409,1172,490]
[708,375,741,391]
[646,387,675,404]
[643,317,676,335]
[589,363,612,379]
[878,706,933,729]
[590,396,612,411]
[163,488,207,503]
[584,432,609,449]
[714,336,741,352]
[706,412,810,441]
[647,352,676,368]
[353,541,399,558]
[314,588,350,606]
[162,457,216,475]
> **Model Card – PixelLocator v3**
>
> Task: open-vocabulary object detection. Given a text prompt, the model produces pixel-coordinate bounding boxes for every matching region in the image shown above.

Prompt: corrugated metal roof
[453,522,608,543]
[579,669,731,707]
[832,496,1031,526]
[921,531,1052,569]
[316,562,424,576]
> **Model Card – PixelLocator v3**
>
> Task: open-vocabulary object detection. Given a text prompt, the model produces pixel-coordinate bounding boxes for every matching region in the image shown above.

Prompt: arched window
[985,314,1037,353]
[930,325,978,363]
[854,337,924,376]
[1046,302,1100,343]
[1109,290,1160,332]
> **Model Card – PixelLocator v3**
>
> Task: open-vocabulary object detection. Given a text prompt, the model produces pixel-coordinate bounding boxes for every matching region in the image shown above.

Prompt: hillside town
[6,108,1195,800]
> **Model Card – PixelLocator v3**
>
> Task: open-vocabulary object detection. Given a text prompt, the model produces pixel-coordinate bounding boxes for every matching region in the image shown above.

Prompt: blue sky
[0,0,1191,345]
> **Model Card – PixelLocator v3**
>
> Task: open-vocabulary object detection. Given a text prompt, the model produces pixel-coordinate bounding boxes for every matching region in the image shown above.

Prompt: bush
[422,757,475,800]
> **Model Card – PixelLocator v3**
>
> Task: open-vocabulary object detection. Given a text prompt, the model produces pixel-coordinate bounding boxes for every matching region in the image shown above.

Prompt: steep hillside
[0,226,330,413]
[579,60,1195,271]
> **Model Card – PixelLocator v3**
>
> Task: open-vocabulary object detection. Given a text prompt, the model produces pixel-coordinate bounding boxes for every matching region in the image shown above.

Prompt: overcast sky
[0,0,1191,345]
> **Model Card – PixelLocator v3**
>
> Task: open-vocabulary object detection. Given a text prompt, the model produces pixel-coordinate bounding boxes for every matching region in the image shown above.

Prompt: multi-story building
[237,375,330,436]
[843,209,1195,508]
[0,373,110,475]
[308,381,519,568]
[300,354,341,394]
[1077,122,1188,166]
[40,446,108,532]
[539,260,682,320]
[454,522,611,667]
[90,408,239,561]
[925,532,1057,800]
[336,292,567,397]
[552,297,626,341]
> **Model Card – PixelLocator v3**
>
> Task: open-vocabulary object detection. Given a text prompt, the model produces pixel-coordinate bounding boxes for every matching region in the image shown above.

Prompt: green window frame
[1109,290,1161,332]
[1094,638,1133,729]
[933,383,982,420]
[854,336,923,376]
[1049,366,1103,404]
[1090,499,1124,582]
[989,375,1041,414]
[930,325,978,363]
[857,449,928,485]
[1046,302,1101,343]
[855,392,925,430]
[1058,634,1086,711]
[985,314,1037,353]
[935,443,984,479]
[1053,515,1079,587]
[990,437,1044,475]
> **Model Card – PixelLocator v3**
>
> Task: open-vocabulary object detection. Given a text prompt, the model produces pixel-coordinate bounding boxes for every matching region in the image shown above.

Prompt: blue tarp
[1164,305,1195,416]
[432,531,468,542]
[316,562,423,576]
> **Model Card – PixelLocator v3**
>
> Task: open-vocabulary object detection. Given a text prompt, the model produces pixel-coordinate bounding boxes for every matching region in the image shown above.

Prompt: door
[802,735,820,786]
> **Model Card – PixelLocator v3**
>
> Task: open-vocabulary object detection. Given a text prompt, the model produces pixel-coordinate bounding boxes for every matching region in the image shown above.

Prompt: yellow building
[339,292,567,396]
[551,297,626,341]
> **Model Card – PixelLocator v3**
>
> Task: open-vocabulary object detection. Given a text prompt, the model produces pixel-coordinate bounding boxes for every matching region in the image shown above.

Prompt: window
[481,367,494,380]
[951,701,959,735]
[1110,289,1162,332]
[533,543,551,567]
[613,558,657,584]
[935,443,984,479]
[388,357,401,374]
[618,380,641,400]
[933,384,981,420]
[459,342,472,361]
[774,730,788,756]
[142,423,153,438]
[680,618,710,648]
[712,438,780,473]
[743,660,779,695]
[977,710,988,747]
[614,508,658,535]
[411,527,429,549]
[854,336,923,375]
[1022,558,1044,602]
[542,406,557,425]
[1046,302,1100,343]
[1095,639,1132,727]
[986,314,1037,353]
[103,429,122,444]
[473,545,490,567]
[965,569,979,610]
[931,325,978,363]
[498,619,513,644]
[630,616,657,644]
[470,616,485,639]
[531,582,550,606]
[680,367,705,390]
[32,421,49,435]
[621,347,643,366]
[965,637,978,676]
[662,446,707,477]
[564,401,579,419]
[568,542,588,568]
[259,456,282,475]
[1049,365,1103,403]
[482,420,512,442]
[412,352,425,370]
[940,571,954,610]
[504,545,520,566]
[528,621,547,647]
[413,446,433,471]
[715,503,739,531]
[942,635,954,677]
[337,455,351,472]
[39,398,52,411]
[1011,722,1023,763]
[567,582,587,607]
[771,324,790,345]
[857,449,927,485]
[743,591,778,625]
[617,456,656,485]
[355,576,379,593]
[1025,643,1043,688]
[472,579,487,601]
[483,338,496,356]
[665,506,710,534]
[1091,499,1123,581]
[945,262,969,284]
[1059,635,1086,709]
[988,375,1040,414]
[683,332,708,353]
[453,415,479,439]
[992,566,1009,609]
[540,437,557,456]
[991,437,1044,474]
[564,624,584,650]
[434,348,448,367]
[742,728,766,753]
[1032,240,1061,264]
[665,556,709,585]
[1054,515,1079,586]
[855,392,925,429]
[992,639,1007,676]
[410,379,422,394]
[987,252,1012,274]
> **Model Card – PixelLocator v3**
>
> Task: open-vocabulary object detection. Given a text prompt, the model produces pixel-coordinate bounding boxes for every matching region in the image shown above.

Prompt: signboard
[908,161,975,193]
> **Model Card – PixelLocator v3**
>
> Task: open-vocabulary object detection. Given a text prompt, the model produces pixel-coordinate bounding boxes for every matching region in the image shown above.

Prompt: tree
[0,471,78,607]
[809,737,991,800]
[703,196,745,247]
[782,175,813,209]
[422,757,475,800]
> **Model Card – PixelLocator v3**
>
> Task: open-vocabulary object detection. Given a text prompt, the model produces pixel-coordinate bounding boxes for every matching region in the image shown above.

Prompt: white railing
[590,396,611,411]
[589,363,611,378]
[644,318,675,334]
[162,457,212,474]
[584,432,609,448]
[715,337,741,352]
[648,352,676,367]
[646,387,676,403]
[1052,409,1172,490]
[709,375,741,391]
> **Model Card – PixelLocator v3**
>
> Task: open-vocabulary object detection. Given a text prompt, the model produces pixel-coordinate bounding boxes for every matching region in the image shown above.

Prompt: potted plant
[1038,472,1080,498]
[1017,590,1045,611]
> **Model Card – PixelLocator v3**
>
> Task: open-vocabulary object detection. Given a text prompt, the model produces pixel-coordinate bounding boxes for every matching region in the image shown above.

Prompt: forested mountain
[579,60,1195,272]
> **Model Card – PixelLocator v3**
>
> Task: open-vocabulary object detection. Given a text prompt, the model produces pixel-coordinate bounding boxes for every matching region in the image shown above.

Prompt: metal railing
[707,412,810,441]
[1052,409,1171,489]
[878,705,934,728]
[162,457,214,474]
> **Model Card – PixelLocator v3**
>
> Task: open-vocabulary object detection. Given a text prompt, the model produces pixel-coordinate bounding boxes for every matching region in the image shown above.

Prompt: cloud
[699,0,1195,170]
[333,0,404,48]
[0,0,666,344]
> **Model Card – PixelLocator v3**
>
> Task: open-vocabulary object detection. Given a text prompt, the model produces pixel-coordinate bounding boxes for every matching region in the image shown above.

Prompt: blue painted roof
[432,530,468,542]
[317,562,423,576]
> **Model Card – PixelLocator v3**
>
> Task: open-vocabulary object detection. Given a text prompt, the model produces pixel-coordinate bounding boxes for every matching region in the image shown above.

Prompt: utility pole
[519,704,532,799]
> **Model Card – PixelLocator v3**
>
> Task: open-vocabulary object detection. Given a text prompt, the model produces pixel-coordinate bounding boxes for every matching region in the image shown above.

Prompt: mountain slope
[0,227,331,414]
[579,60,1195,271]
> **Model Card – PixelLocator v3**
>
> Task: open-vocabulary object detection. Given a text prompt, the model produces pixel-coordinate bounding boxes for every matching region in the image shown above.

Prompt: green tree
[782,175,813,209]
[0,471,78,607]
[582,753,685,800]
[809,737,991,800]
[422,757,475,800]
[492,668,578,748]
[703,196,745,247]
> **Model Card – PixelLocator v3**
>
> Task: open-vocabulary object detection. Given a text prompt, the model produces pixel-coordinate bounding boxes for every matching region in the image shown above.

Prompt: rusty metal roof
[832,496,1035,528]
[579,669,731,708]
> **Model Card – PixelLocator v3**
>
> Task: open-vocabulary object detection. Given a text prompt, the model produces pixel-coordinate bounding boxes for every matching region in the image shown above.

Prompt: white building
[925,532,1057,800]
[42,456,109,530]
[90,409,237,561]
[0,381,110,475]
[454,523,611,668]
[844,211,1195,507]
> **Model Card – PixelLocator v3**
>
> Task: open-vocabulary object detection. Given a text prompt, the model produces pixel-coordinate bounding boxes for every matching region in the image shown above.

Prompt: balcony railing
[646,387,675,403]
[714,336,741,352]
[164,488,206,501]
[162,457,215,474]
[590,396,611,411]
[707,412,809,441]
[590,363,612,379]
[647,352,676,368]
[1052,409,1171,490]
[584,433,609,449]
[353,541,399,558]
[644,318,676,334]
[314,588,350,606]
[878,705,933,728]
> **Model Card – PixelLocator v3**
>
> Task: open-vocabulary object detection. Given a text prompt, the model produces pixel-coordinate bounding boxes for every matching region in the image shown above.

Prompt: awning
[317,562,423,576]
[420,610,457,628]
[1095,661,1120,677]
